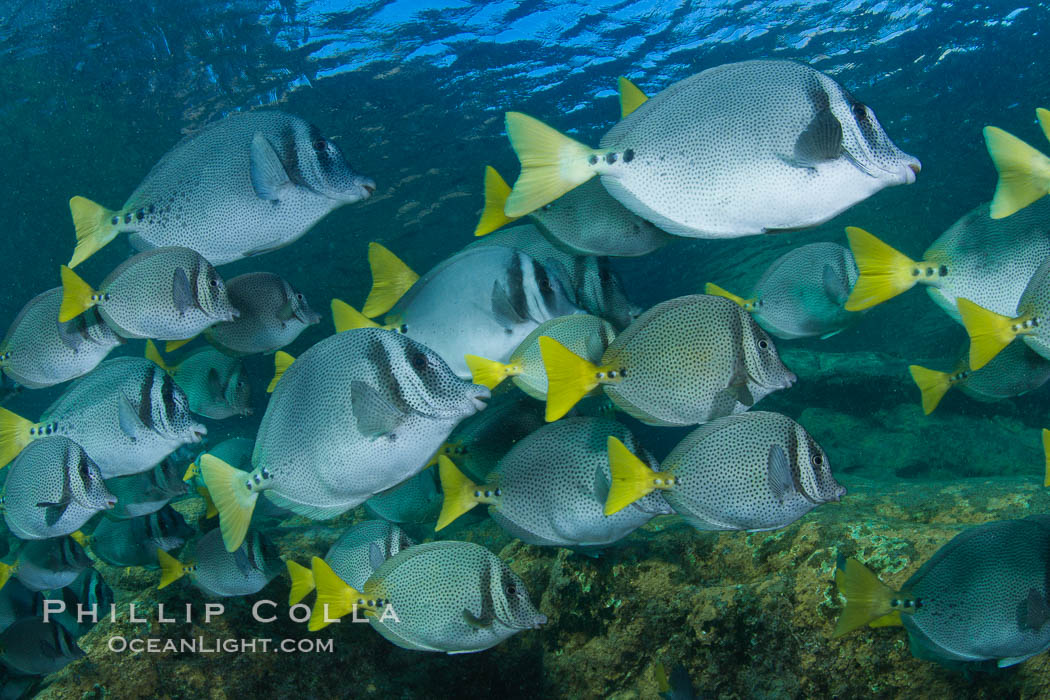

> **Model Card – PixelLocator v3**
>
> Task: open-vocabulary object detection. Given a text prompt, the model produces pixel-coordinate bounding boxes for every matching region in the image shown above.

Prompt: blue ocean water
[1,1,1050,697]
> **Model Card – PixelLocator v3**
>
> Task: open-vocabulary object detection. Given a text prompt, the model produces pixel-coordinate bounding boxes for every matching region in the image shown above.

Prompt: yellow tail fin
[58,265,99,323]
[474,166,520,237]
[984,126,1050,219]
[145,340,175,374]
[197,486,218,519]
[868,611,904,628]
[287,560,316,606]
[436,455,492,531]
[907,365,952,415]
[362,243,419,317]
[183,462,200,482]
[157,548,188,589]
[331,298,380,335]
[464,354,521,390]
[617,77,649,119]
[605,436,675,515]
[1042,428,1050,488]
[0,407,35,469]
[539,336,612,421]
[956,298,1019,370]
[68,196,118,268]
[843,227,919,311]
[267,351,295,393]
[1038,108,1050,143]
[308,557,361,631]
[0,562,12,592]
[704,282,756,311]
[70,531,89,548]
[199,454,258,552]
[165,337,196,353]
[832,558,899,637]
[504,112,599,217]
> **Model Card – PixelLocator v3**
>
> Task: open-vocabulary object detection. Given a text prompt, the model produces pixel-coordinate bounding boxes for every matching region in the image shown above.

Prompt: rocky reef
[27,349,1050,699]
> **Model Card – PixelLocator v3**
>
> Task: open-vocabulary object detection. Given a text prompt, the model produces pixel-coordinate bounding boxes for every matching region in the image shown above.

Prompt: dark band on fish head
[279,122,306,187]
[138,367,157,429]
[531,258,556,311]
[506,254,529,322]
[308,122,334,172]
[365,332,408,413]
[161,372,177,427]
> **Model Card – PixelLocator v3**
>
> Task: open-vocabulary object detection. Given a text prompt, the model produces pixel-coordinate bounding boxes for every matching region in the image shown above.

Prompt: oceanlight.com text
[107,637,334,654]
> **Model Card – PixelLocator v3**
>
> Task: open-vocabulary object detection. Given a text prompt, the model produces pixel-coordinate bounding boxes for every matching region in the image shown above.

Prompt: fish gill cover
[0,0,1048,698]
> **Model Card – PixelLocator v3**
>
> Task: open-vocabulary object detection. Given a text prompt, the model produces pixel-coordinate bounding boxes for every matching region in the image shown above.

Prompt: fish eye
[852,103,868,120]
[313,139,327,151]
[296,293,304,301]
[410,352,427,371]
[505,583,517,596]
[812,454,824,467]
[758,339,769,350]
[210,279,219,287]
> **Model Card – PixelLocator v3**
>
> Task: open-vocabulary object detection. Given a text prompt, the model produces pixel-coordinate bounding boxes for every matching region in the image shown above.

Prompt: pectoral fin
[250,132,293,202]
[350,380,405,438]
[172,267,194,315]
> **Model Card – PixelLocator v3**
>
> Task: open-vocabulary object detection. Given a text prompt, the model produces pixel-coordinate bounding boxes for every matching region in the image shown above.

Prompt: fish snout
[190,425,208,442]
[227,306,241,321]
[357,176,377,198]
[470,386,491,413]
[901,158,921,184]
[779,370,798,389]
[532,613,548,629]
[105,495,118,509]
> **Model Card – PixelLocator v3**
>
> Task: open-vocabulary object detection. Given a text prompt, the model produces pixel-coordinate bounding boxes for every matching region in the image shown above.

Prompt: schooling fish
[309,540,547,654]
[363,468,443,526]
[146,342,251,419]
[0,357,206,477]
[203,272,321,356]
[0,288,121,389]
[476,166,673,257]
[59,247,239,343]
[86,505,194,569]
[286,521,413,605]
[0,618,84,675]
[50,568,114,637]
[504,60,919,237]
[3,436,115,540]
[105,455,189,520]
[67,110,375,268]
[158,528,282,598]
[706,242,859,339]
[202,328,488,552]
[334,245,582,379]
[0,580,42,634]
[466,314,616,399]
[604,411,844,532]
[957,255,1050,369]
[844,199,1050,317]
[835,515,1050,668]
[438,417,672,550]
[184,437,255,488]
[908,341,1050,414]
[982,108,1050,219]
[0,536,92,592]
[541,294,796,424]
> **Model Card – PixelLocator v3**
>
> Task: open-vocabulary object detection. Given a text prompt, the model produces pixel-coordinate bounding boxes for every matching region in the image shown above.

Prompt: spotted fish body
[488,418,672,549]
[51,568,114,637]
[204,272,321,356]
[898,516,1050,667]
[598,295,796,426]
[322,521,414,590]
[510,315,616,400]
[363,541,546,653]
[1004,258,1050,362]
[438,392,545,483]
[657,412,844,531]
[0,288,121,389]
[189,528,283,597]
[530,178,673,257]
[383,246,583,378]
[923,200,1050,322]
[91,111,374,266]
[105,456,189,520]
[13,536,92,591]
[364,469,442,525]
[248,329,489,519]
[81,247,238,340]
[89,505,194,568]
[747,242,859,339]
[468,225,639,330]
[591,60,919,238]
[36,358,206,478]
[168,347,251,419]
[3,436,115,540]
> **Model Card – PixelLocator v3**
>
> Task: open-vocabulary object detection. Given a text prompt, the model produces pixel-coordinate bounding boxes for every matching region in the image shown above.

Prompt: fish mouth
[333,176,376,202]
[900,158,921,184]
[532,613,548,629]
[104,496,118,509]
[470,390,490,413]
[189,426,208,442]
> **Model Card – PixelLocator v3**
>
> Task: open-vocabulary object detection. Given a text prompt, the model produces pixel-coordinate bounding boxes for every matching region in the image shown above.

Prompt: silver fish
[3,436,116,540]
[59,246,238,341]
[204,272,321,356]
[68,110,375,267]
[88,505,194,569]
[0,288,121,389]
[0,618,84,675]
[105,455,189,520]
[2,536,92,592]
[201,328,488,552]
[150,344,251,419]
[158,528,282,598]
